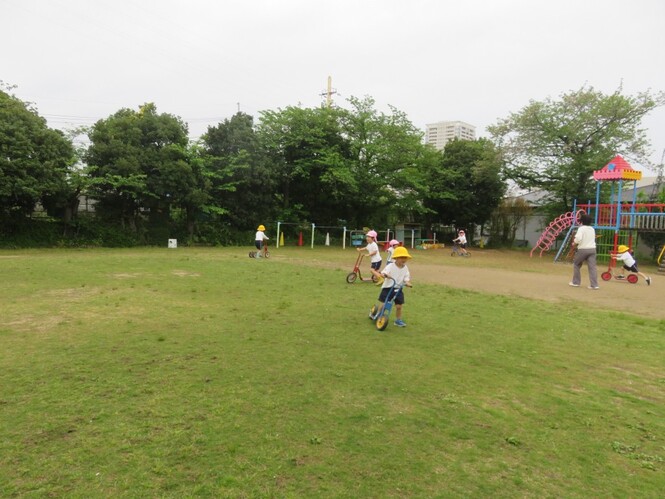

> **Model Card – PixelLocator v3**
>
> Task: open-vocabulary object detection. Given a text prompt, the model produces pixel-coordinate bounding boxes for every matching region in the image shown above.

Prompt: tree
[0,87,75,227]
[340,96,431,227]
[422,139,505,232]
[257,105,355,225]
[489,85,665,215]
[201,112,274,231]
[85,103,191,235]
[487,197,532,247]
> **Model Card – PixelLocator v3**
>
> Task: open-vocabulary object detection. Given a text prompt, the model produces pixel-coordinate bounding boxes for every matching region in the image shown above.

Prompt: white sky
[2,0,665,173]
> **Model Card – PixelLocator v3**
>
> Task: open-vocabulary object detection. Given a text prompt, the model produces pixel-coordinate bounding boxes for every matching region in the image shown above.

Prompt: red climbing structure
[529,210,582,257]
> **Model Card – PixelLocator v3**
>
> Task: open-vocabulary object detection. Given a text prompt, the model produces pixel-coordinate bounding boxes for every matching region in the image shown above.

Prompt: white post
[325,232,330,246]
[276,221,281,248]
[411,229,415,248]
[311,223,315,249]
[343,227,347,249]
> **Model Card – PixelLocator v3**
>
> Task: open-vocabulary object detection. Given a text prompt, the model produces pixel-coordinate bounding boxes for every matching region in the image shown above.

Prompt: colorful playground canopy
[593,155,642,181]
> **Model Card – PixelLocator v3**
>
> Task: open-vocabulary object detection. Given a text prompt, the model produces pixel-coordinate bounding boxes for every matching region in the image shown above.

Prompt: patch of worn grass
[0,248,663,497]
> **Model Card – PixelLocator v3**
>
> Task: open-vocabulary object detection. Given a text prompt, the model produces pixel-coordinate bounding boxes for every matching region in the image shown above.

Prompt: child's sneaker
[394,319,406,327]
[375,276,384,286]
[646,277,651,286]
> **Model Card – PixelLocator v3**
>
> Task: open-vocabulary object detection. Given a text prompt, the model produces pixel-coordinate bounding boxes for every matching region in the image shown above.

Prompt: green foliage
[490,85,665,213]
[488,197,533,247]
[84,103,192,234]
[423,138,505,231]
[201,112,272,231]
[0,89,75,223]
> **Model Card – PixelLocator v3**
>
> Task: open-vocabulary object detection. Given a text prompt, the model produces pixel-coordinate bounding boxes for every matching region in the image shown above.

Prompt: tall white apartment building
[425,121,476,150]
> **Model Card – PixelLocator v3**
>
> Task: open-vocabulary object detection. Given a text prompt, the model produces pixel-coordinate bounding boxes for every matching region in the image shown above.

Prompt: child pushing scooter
[603,244,651,285]
[368,246,413,330]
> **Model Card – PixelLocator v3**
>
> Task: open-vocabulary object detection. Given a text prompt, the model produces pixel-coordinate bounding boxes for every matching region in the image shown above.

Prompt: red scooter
[346,253,378,284]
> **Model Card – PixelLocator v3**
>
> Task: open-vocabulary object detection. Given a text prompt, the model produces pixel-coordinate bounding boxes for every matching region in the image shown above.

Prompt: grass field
[1,247,664,497]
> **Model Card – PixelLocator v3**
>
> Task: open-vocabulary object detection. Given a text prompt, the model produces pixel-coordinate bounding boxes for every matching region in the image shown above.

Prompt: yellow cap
[617,245,629,253]
[392,246,412,259]
[257,225,266,231]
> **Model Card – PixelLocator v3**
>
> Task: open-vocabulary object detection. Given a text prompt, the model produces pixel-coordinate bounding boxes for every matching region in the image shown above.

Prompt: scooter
[601,256,638,283]
[346,253,378,283]
[451,241,470,257]
[369,278,405,331]
[249,242,270,259]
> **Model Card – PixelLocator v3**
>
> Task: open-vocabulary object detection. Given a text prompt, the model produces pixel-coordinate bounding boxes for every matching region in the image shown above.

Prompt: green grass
[1,248,664,497]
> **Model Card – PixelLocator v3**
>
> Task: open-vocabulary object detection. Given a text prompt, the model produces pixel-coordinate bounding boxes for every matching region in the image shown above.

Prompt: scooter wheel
[601,272,612,281]
[249,251,255,258]
[264,251,270,258]
[376,315,389,331]
[627,274,639,284]
[346,272,358,284]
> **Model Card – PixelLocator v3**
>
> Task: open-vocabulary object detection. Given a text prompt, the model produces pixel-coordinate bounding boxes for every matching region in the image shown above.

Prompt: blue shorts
[378,286,404,305]
[371,261,381,271]
[255,240,263,250]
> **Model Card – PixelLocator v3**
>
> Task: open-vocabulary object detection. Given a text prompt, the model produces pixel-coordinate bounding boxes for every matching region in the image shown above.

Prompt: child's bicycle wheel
[249,251,256,258]
[627,274,638,284]
[601,272,612,281]
[376,314,389,331]
[346,272,358,284]
[263,250,270,258]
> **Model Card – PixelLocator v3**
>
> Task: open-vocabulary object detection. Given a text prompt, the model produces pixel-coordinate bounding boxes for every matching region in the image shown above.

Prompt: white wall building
[425,121,476,150]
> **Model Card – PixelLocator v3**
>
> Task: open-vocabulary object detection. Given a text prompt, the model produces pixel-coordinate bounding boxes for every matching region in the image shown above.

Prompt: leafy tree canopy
[489,85,665,214]
[0,86,74,223]
[423,138,505,231]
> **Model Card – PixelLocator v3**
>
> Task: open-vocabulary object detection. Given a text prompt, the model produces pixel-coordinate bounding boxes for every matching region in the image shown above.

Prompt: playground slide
[530,211,581,257]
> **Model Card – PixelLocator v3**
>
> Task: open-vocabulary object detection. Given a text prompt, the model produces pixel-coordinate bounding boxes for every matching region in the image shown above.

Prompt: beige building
[425,121,476,150]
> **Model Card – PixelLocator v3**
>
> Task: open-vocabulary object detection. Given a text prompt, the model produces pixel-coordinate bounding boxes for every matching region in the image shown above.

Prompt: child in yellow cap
[613,245,651,285]
[255,225,269,258]
[370,246,413,327]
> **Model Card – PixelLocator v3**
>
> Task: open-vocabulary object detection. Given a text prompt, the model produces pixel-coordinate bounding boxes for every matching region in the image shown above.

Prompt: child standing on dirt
[370,246,413,327]
[255,224,269,258]
[452,230,469,256]
[357,230,383,284]
[612,245,652,285]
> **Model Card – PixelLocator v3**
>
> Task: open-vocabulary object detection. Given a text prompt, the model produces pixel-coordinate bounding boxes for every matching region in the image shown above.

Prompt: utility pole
[320,75,337,108]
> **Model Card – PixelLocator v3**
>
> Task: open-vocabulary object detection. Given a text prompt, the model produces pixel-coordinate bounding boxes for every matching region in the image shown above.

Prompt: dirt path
[411,251,663,320]
[282,248,664,320]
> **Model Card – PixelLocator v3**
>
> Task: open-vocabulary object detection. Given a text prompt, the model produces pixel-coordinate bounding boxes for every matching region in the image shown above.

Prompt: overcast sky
[3,0,665,173]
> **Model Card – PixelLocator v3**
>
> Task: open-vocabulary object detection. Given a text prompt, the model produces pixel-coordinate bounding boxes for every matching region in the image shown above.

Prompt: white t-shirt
[366,241,382,264]
[616,251,636,267]
[573,225,596,249]
[255,230,268,241]
[455,234,467,244]
[380,262,411,288]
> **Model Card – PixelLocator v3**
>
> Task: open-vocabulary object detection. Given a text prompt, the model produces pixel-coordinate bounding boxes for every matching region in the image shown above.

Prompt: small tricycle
[601,257,638,284]
[369,278,404,331]
[346,253,378,284]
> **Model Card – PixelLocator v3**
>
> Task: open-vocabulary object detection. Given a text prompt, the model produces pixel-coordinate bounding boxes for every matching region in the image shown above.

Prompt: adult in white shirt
[569,214,598,289]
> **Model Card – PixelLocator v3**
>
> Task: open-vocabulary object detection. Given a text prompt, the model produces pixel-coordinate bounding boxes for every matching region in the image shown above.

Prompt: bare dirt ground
[411,250,663,320]
[285,248,664,320]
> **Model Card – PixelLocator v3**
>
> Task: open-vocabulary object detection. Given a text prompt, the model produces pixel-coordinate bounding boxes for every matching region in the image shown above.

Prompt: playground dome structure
[530,155,665,262]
